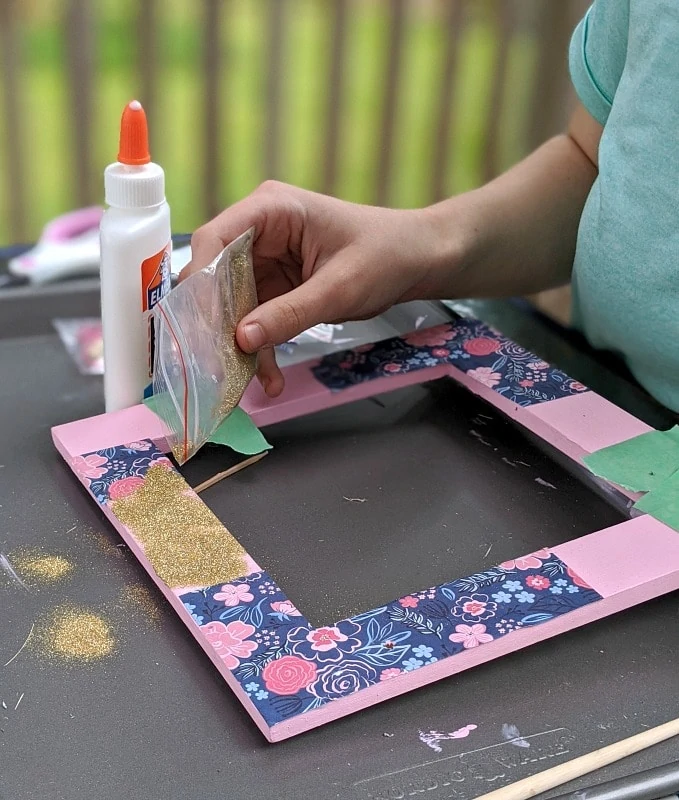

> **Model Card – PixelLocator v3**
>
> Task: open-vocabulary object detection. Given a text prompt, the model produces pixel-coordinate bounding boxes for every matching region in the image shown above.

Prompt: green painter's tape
[208,407,272,455]
[584,426,679,533]
[634,469,679,530]
[144,396,271,456]
[583,426,679,492]
[143,393,165,418]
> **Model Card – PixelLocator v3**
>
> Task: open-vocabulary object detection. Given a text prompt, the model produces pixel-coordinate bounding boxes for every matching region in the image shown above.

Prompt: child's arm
[184,104,602,396]
[426,102,602,298]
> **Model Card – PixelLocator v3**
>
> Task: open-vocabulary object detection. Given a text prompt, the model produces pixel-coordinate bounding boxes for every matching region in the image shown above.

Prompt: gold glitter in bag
[152,228,258,464]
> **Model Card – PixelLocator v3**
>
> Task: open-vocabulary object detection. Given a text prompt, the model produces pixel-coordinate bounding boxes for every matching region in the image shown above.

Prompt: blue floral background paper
[179,550,601,726]
[70,440,173,504]
[311,321,589,406]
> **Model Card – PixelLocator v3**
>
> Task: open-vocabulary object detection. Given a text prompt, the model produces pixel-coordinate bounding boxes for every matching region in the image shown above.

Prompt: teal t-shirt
[569,1,679,411]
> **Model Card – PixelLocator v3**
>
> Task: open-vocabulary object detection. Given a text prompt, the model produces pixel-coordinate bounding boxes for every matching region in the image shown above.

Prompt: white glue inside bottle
[100,100,171,413]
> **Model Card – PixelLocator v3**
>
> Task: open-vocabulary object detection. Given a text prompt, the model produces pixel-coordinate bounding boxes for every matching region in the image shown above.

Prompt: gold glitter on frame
[110,465,248,588]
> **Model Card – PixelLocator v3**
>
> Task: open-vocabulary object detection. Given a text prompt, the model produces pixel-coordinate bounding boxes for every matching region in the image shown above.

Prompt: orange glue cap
[117,100,151,165]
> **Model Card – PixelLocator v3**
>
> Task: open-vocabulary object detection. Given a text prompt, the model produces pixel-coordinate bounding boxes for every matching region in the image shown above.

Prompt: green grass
[1,0,534,244]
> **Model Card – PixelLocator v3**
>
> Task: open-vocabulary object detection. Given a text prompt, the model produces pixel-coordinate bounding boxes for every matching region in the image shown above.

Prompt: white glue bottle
[100,100,171,413]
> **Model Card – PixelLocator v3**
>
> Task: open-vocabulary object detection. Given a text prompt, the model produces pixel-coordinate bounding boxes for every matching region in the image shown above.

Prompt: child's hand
[182,104,600,398]
[182,181,453,397]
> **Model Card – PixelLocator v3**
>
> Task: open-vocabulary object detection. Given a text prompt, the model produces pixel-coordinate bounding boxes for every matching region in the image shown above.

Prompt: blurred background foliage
[0,0,584,245]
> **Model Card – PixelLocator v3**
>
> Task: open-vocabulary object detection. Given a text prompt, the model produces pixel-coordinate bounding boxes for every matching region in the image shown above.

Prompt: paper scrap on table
[144,396,271,457]
[53,318,104,375]
[583,426,679,492]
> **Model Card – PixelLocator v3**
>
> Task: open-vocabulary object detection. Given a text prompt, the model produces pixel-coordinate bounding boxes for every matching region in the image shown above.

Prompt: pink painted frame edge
[51,333,679,742]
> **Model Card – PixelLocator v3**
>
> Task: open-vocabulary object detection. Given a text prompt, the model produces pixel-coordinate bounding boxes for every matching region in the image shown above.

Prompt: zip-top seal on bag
[151,228,258,464]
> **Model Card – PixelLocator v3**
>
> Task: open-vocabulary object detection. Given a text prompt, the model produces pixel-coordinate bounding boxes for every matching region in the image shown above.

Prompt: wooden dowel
[202,0,223,219]
[264,0,287,180]
[321,0,348,196]
[430,0,465,203]
[193,452,268,494]
[525,0,573,152]
[0,0,27,240]
[65,0,95,206]
[137,0,158,148]
[482,0,514,184]
[473,718,679,800]
[375,0,407,207]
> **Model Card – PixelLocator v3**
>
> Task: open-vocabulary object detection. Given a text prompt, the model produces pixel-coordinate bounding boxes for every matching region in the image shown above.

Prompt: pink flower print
[528,360,549,371]
[398,595,419,608]
[72,453,109,480]
[306,626,348,652]
[403,325,455,348]
[519,379,534,388]
[525,575,550,590]
[431,347,450,358]
[201,620,257,669]
[467,367,502,388]
[108,476,145,500]
[262,655,317,695]
[463,337,501,357]
[214,583,254,606]
[500,548,551,571]
[449,624,494,649]
[380,668,402,681]
[452,594,497,622]
[567,566,592,589]
[149,457,173,470]
[465,600,485,615]
[569,381,588,392]
[383,362,403,373]
[339,360,352,369]
[271,600,302,616]
[124,441,152,451]
[288,619,361,663]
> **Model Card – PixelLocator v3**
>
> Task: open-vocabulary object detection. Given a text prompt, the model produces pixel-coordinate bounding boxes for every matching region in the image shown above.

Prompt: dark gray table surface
[1,285,678,800]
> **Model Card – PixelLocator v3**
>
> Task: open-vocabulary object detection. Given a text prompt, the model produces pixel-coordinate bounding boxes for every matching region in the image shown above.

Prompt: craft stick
[473,718,679,800]
[193,452,268,494]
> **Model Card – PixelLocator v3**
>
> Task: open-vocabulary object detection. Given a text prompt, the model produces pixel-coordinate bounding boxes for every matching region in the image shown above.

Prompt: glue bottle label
[141,243,171,379]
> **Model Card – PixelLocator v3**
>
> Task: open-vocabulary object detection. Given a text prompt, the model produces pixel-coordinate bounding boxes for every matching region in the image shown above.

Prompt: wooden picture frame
[52,316,679,742]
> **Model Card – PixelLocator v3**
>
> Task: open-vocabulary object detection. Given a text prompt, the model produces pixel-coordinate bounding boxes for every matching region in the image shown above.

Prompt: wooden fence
[0,0,589,320]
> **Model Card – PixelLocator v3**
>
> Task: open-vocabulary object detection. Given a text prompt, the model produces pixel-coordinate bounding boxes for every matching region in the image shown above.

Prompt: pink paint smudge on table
[419,723,478,752]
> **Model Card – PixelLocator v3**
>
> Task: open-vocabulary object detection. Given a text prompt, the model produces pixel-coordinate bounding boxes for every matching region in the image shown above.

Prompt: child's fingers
[256,347,285,397]
[179,192,267,282]
[237,270,349,352]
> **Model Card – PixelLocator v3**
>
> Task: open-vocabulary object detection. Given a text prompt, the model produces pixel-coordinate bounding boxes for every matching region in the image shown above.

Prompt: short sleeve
[569,0,630,126]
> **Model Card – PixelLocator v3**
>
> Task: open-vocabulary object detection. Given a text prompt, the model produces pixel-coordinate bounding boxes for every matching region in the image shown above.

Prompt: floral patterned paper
[311,321,589,406]
[71,440,173,504]
[180,551,601,726]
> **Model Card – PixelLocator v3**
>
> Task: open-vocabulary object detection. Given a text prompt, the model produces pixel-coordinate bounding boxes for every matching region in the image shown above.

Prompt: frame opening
[178,378,625,628]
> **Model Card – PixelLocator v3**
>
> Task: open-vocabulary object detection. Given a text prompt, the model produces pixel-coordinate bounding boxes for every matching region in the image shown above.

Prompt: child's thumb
[237,276,343,352]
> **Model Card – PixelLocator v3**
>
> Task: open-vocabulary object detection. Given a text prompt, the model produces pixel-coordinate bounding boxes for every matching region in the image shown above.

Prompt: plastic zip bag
[152,228,258,464]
